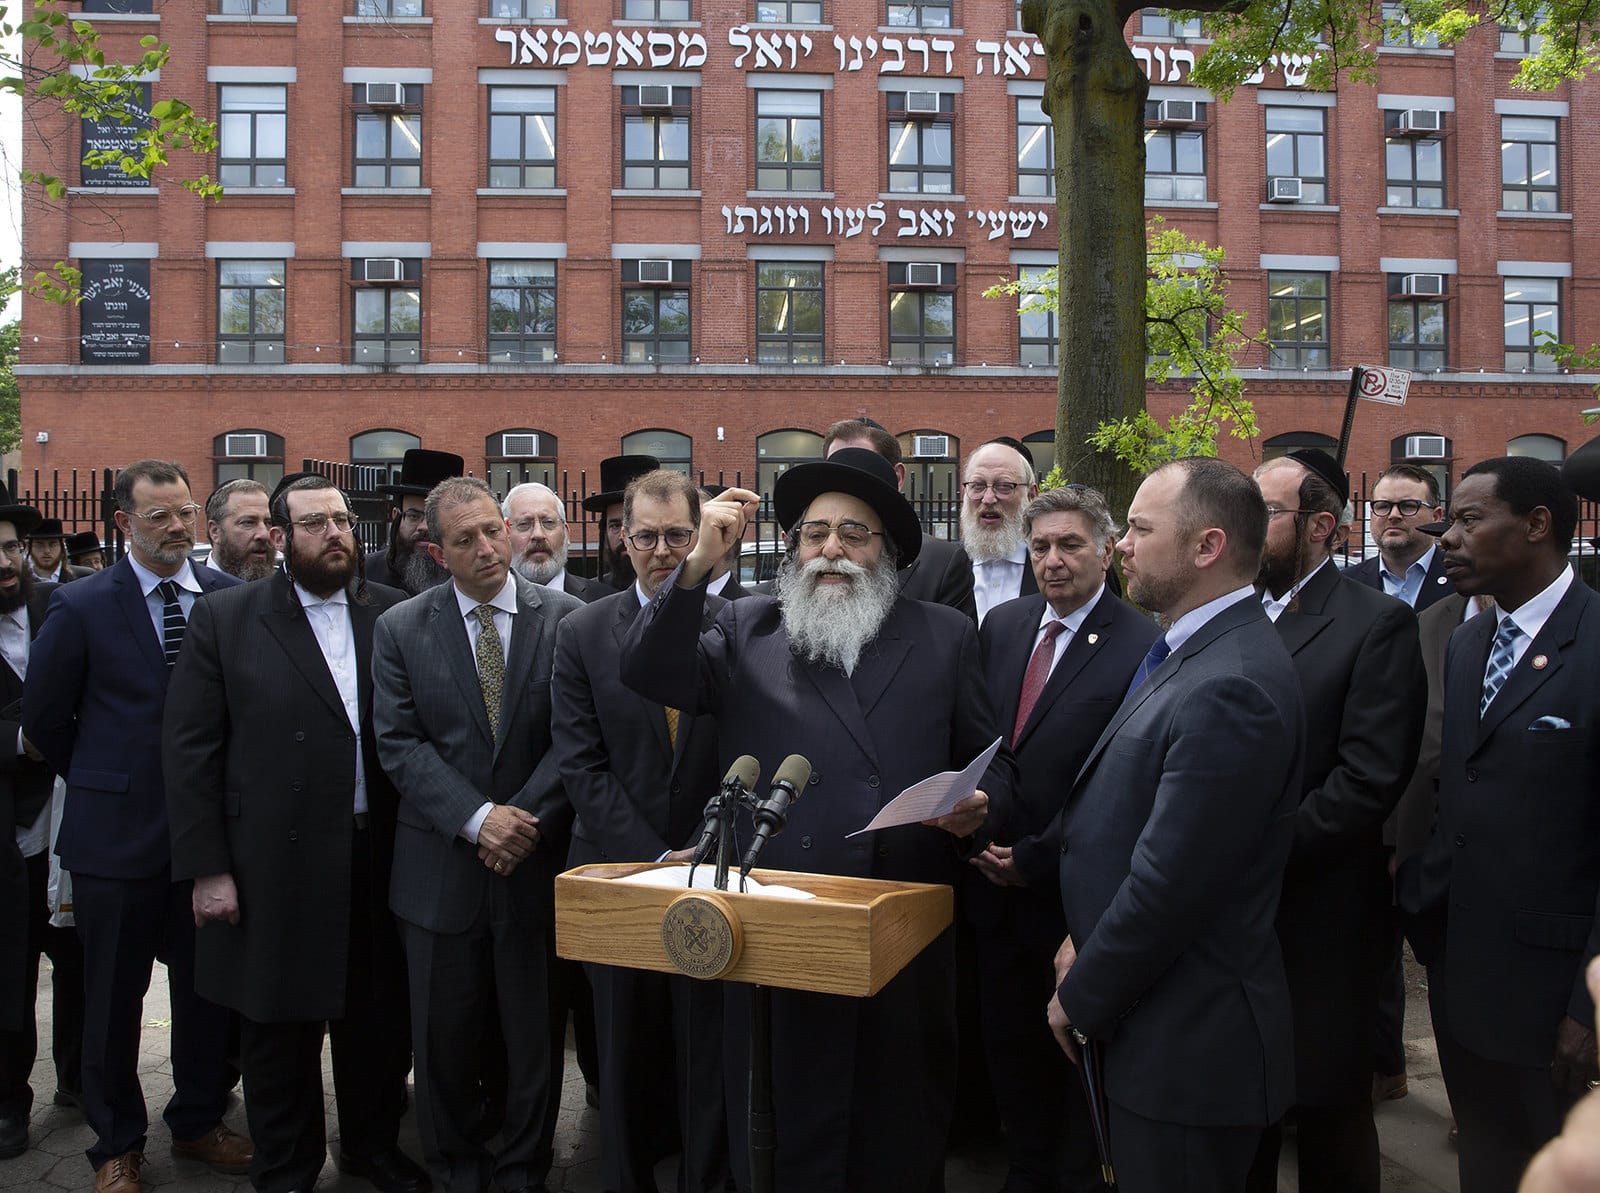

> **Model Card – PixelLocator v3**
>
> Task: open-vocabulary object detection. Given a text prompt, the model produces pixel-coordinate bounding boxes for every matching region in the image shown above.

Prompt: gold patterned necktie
[664,705,680,749]
[473,605,505,739]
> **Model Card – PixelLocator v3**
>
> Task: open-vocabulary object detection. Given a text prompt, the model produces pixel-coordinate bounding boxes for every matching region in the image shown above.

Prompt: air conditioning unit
[501,432,541,457]
[1397,108,1443,134]
[1158,99,1199,124]
[637,84,673,110]
[636,259,673,285]
[1404,434,1448,459]
[364,82,405,108]
[223,433,266,458]
[363,258,405,283]
[912,434,950,458]
[904,91,941,116]
[1268,176,1303,203]
[905,262,942,287]
[1401,272,1445,297]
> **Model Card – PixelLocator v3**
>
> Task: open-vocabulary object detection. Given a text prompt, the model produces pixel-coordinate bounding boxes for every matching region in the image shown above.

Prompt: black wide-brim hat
[65,530,103,557]
[0,482,40,538]
[1563,434,1600,503]
[31,515,65,539]
[774,447,922,569]
[582,454,661,514]
[379,449,465,499]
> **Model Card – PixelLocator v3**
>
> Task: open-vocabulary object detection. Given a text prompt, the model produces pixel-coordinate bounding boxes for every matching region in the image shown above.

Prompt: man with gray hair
[961,438,1040,623]
[374,476,583,1193]
[973,483,1158,1193]
[503,482,612,602]
[204,479,274,582]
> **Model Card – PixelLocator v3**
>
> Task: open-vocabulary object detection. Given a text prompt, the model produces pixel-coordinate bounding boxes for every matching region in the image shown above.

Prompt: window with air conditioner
[887,91,953,194]
[623,260,690,362]
[225,433,268,458]
[1388,274,1446,370]
[1384,110,1444,207]
[353,84,423,187]
[1264,107,1326,203]
[1403,435,1447,459]
[622,86,691,189]
[889,262,954,365]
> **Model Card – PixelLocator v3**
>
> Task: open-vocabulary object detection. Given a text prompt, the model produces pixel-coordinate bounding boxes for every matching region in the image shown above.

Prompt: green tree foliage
[987,220,1262,480]
[3,1,219,303]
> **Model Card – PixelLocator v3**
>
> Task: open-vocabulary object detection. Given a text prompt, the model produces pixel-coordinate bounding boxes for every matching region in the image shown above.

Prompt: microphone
[740,754,811,875]
[689,755,761,866]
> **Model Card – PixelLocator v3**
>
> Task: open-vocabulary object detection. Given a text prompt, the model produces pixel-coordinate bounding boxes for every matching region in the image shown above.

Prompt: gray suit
[374,573,583,1193]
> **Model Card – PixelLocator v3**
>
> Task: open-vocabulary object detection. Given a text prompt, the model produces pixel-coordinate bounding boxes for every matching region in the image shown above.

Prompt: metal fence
[8,462,1597,588]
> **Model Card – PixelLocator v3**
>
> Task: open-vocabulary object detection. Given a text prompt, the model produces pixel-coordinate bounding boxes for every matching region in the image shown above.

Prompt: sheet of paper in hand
[846,737,1002,838]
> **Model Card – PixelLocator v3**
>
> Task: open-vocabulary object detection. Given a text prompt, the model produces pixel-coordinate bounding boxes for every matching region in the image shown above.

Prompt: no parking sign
[1356,365,1412,406]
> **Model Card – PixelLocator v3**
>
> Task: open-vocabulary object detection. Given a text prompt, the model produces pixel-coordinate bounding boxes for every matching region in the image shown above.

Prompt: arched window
[212,429,285,490]
[484,429,559,496]
[756,428,823,498]
[1507,434,1566,462]
[351,429,420,488]
[897,429,960,537]
[623,429,692,476]
[1263,431,1338,463]
[1023,430,1055,479]
[1390,431,1452,503]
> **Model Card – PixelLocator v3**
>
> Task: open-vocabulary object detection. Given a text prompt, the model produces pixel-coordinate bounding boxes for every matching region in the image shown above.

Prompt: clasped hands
[476,804,542,876]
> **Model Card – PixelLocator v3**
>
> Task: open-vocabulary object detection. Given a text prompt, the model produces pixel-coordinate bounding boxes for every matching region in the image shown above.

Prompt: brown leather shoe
[93,1151,143,1193]
[172,1122,254,1174]
[1371,1070,1408,1102]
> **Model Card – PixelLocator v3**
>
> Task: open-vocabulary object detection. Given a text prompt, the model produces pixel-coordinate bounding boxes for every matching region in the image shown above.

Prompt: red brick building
[16,0,1600,513]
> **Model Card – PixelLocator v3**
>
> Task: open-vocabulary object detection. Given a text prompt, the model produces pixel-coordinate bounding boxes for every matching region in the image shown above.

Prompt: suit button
[867,775,880,789]
[291,781,304,791]
[808,772,821,786]
[1465,769,1478,782]
[288,831,299,842]
[877,846,889,858]
[294,731,305,742]
[1454,833,1466,847]
[670,782,681,794]
[800,835,813,849]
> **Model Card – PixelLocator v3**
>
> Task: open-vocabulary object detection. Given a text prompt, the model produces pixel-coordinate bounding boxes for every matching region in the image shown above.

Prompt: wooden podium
[554,862,953,1191]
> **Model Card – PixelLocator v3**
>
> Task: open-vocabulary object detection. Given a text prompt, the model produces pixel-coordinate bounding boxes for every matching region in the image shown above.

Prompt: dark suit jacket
[0,583,58,1033]
[711,573,752,601]
[901,533,977,621]
[1404,576,1600,1067]
[552,590,724,864]
[1346,549,1455,612]
[164,572,407,1022]
[1269,561,1425,1103]
[560,572,615,604]
[373,572,584,935]
[977,587,1157,892]
[1391,593,1473,863]
[1057,595,1304,1127]
[25,557,239,879]
[620,573,1015,1189]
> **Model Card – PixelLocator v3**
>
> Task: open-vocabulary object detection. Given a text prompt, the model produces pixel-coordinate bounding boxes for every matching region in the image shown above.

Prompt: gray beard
[212,545,274,582]
[512,541,567,586]
[400,549,450,594]
[960,502,1026,564]
[775,553,899,676]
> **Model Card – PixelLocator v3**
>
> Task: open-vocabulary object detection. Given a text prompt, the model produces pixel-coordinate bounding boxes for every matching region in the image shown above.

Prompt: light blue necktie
[1480,617,1523,718]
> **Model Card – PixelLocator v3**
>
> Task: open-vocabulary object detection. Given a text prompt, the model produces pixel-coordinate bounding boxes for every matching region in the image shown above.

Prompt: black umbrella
[1074,1030,1118,1189]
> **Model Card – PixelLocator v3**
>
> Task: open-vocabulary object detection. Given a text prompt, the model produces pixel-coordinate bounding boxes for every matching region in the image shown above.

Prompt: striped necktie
[158,580,186,668]
[1480,617,1523,718]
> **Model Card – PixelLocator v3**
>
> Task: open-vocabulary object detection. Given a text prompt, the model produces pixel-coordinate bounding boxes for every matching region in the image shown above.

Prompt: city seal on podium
[660,891,742,980]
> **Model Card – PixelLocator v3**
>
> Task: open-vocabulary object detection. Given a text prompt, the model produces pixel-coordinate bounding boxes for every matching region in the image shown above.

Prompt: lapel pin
[1087,633,1099,645]
[1532,654,1549,670]
[1436,575,1447,584]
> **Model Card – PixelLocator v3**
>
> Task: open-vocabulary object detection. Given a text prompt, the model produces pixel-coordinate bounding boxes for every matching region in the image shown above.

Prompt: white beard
[960,501,1026,564]
[775,553,899,676]
[512,539,568,585]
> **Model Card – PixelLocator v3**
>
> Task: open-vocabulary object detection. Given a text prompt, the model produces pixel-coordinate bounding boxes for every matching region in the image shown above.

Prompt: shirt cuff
[15,726,23,756]
[460,802,493,844]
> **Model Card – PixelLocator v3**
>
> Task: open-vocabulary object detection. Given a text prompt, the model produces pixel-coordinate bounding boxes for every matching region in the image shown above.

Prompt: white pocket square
[1529,715,1572,730]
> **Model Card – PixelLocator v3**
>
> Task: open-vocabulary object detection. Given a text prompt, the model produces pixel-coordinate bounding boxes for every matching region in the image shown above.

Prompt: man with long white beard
[960,439,1039,623]
[621,447,1015,1193]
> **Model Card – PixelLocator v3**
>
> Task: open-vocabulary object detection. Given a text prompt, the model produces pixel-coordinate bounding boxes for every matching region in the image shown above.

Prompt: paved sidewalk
[3,956,1461,1191]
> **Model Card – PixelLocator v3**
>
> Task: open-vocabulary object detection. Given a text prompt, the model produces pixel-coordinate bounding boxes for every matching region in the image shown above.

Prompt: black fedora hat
[774,447,923,569]
[30,517,66,540]
[582,455,661,514]
[0,482,40,539]
[1563,434,1600,503]
[65,530,103,557]
[379,449,465,499]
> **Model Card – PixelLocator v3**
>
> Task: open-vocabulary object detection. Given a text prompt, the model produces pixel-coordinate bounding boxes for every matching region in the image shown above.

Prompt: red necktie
[1013,621,1064,744]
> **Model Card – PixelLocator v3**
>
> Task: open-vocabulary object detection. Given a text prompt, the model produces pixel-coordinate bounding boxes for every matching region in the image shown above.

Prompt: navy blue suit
[975,587,1156,1193]
[24,556,239,1170]
[1345,550,1455,612]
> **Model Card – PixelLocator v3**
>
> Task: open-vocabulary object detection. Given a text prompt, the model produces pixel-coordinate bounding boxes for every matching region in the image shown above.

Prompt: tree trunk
[1025,0,1148,516]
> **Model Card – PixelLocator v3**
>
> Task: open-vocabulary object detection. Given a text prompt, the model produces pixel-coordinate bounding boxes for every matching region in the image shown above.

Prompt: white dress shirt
[1165,584,1261,654]
[1494,564,1573,670]
[127,554,201,643]
[3,604,47,856]
[455,575,518,844]
[1027,584,1105,680]
[294,582,367,815]
[1260,557,1333,623]
[973,544,1029,624]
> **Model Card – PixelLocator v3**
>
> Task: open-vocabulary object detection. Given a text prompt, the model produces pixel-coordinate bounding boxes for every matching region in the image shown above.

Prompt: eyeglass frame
[792,520,886,550]
[0,540,23,558]
[961,479,1024,498]
[1369,499,1430,518]
[624,527,695,552]
[284,512,357,536]
[128,504,203,526]
[510,516,564,536]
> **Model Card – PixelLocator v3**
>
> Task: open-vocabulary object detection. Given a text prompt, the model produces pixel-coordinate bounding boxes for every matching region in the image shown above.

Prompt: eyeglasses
[129,504,202,526]
[287,513,355,536]
[625,527,694,551]
[0,541,22,557]
[398,509,427,525]
[1265,507,1310,520]
[510,516,563,535]
[962,480,1023,497]
[795,520,884,550]
[1370,499,1427,517]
